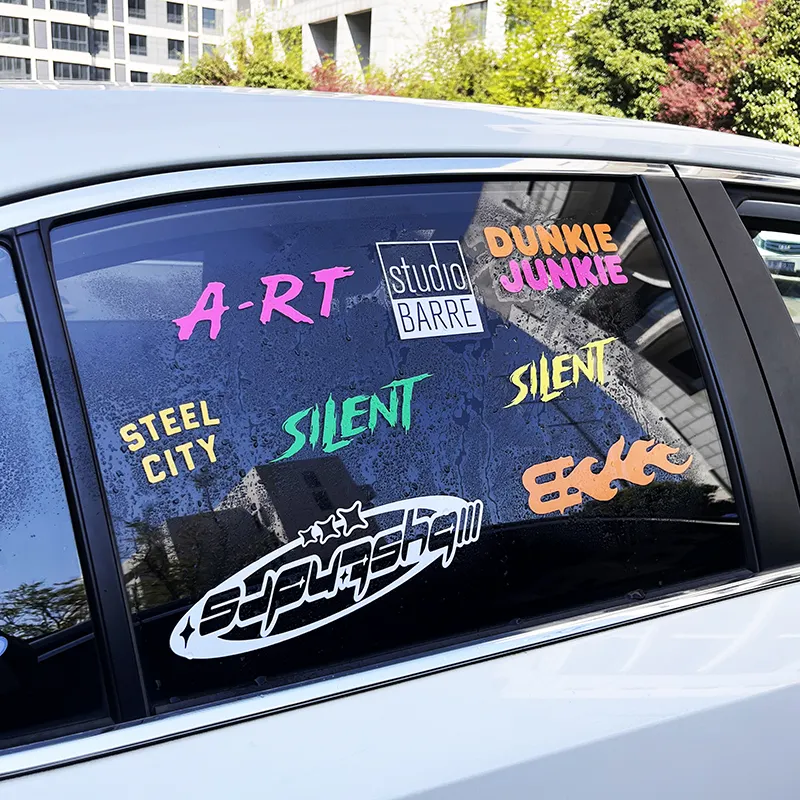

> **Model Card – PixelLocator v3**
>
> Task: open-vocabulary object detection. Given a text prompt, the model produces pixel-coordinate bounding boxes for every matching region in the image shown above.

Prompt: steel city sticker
[483,223,627,294]
[170,495,484,659]
[119,400,220,484]
[376,241,484,340]
[505,336,617,407]
[172,266,354,341]
[522,436,693,515]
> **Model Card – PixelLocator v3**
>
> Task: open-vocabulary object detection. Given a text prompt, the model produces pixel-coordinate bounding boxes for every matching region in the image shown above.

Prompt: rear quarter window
[49,178,745,709]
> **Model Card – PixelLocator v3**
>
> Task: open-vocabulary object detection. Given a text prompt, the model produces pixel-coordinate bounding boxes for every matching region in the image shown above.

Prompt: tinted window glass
[0,248,106,745]
[50,180,744,711]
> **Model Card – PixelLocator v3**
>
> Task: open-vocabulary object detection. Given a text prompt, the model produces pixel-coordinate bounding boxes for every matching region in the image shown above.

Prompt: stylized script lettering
[170,495,484,659]
[505,337,616,407]
[521,436,693,515]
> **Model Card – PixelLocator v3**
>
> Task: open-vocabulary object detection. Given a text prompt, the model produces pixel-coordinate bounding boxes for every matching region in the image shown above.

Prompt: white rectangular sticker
[376,240,484,340]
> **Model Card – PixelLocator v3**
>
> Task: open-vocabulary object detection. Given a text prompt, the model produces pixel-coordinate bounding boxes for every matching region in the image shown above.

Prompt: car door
[2,157,799,799]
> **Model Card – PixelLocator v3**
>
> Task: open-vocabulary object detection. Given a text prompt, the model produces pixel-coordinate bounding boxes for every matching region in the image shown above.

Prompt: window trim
[0,156,786,778]
[679,164,800,568]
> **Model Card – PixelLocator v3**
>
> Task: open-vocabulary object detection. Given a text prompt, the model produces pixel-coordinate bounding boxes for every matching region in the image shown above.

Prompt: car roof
[2,83,800,204]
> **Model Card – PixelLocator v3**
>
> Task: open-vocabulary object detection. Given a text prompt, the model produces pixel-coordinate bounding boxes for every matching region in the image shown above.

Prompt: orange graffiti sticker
[521,436,693,515]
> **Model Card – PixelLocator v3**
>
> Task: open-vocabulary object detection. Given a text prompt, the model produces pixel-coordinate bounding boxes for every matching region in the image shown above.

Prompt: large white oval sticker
[171,495,484,659]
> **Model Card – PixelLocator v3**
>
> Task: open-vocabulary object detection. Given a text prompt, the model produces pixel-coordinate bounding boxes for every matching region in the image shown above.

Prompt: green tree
[153,14,311,89]
[733,0,800,144]
[487,0,575,109]
[395,19,497,102]
[0,579,89,639]
[569,0,723,120]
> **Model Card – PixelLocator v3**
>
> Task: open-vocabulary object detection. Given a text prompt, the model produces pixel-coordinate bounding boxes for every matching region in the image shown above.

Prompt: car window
[0,247,107,747]
[49,179,746,712]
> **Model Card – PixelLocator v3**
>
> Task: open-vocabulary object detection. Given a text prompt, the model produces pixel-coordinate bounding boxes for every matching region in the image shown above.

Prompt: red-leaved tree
[658,40,735,130]
[658,0,769,131]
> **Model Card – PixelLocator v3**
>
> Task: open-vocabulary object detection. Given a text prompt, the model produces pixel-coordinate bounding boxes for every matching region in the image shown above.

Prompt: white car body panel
[7,576,800,799]
[2,86,800,796]
[4,85,800,202]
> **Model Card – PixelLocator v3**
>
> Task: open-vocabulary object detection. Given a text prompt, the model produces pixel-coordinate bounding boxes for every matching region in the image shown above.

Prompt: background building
[0,0,235,82]
[257,0,504,75]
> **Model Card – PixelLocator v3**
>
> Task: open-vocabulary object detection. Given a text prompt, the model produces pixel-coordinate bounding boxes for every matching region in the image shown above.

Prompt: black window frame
[166,0,182,24]
[128,31,146,55]
[167,36,183,58]
[690,175,800,568]
[3,165,794,754]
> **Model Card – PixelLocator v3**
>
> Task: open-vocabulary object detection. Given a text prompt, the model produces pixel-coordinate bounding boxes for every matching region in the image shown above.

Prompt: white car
[3,85,800,800]
[754,230,800,274]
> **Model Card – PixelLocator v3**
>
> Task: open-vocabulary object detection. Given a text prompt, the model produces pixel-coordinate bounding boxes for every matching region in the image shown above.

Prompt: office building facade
[0,0,233,82]
[260,0,505,76]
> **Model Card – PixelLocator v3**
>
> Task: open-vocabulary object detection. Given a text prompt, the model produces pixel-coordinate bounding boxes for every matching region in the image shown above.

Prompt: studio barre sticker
[522,436,692,515]
[170,495,484,659]
[376,241,484,340]
[483,223,627,294]
[119,400,220,484]
[172,267,354,341]
[505,337,616,407]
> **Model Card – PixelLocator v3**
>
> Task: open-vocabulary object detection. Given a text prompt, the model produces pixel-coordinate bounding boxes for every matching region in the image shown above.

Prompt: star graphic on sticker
[297,524,318,547]
[179,619,194,647]
[315,514,342,545]
[336,501,369,538]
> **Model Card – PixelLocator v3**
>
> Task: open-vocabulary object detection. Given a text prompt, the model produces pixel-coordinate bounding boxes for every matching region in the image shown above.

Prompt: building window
[130,69,147,81]
[451,0,487,39]
[53,60,110,79]
[167,37,183,58]
[50,0,87,10]
[90,27,108,53]
[0,15,28,45]
[127,0,144,18]
[51,21,89,51]
[0,0,27,5]
[129,31,146,54]
[201,42,213,55]
[53,60,88,79]
[90,0,107,14]
[309,18,336,62]
[48,179,746,711]
[0,249,108,746]
[201,6,215,29]
[0,54,29,78]
[166,1,182,23]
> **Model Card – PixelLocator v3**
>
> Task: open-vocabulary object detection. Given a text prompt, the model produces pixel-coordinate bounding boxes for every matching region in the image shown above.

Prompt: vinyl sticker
[119,400,220,484]
[522,436,692,515]
[505,337,617,406]
[376,240,484,340]
[170,495,484,659]
[270,373,432,462]
[483,224,627,294]
[172,267,354,341]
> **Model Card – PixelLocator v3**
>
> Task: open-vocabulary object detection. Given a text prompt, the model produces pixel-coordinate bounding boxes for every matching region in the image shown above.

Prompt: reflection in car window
[0,248,106,746]
[50,180,745,711]
[752,229,800,332]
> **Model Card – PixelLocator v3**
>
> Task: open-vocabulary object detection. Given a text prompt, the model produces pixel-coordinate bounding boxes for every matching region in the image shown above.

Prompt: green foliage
[486,0,574,108]
[733,0,800,144]
[0,580,89,639]
[570,0,723,120]
[278,25,303,71]
[153,49,236,85]
[152,14,311,90]
[395,20,497,103]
